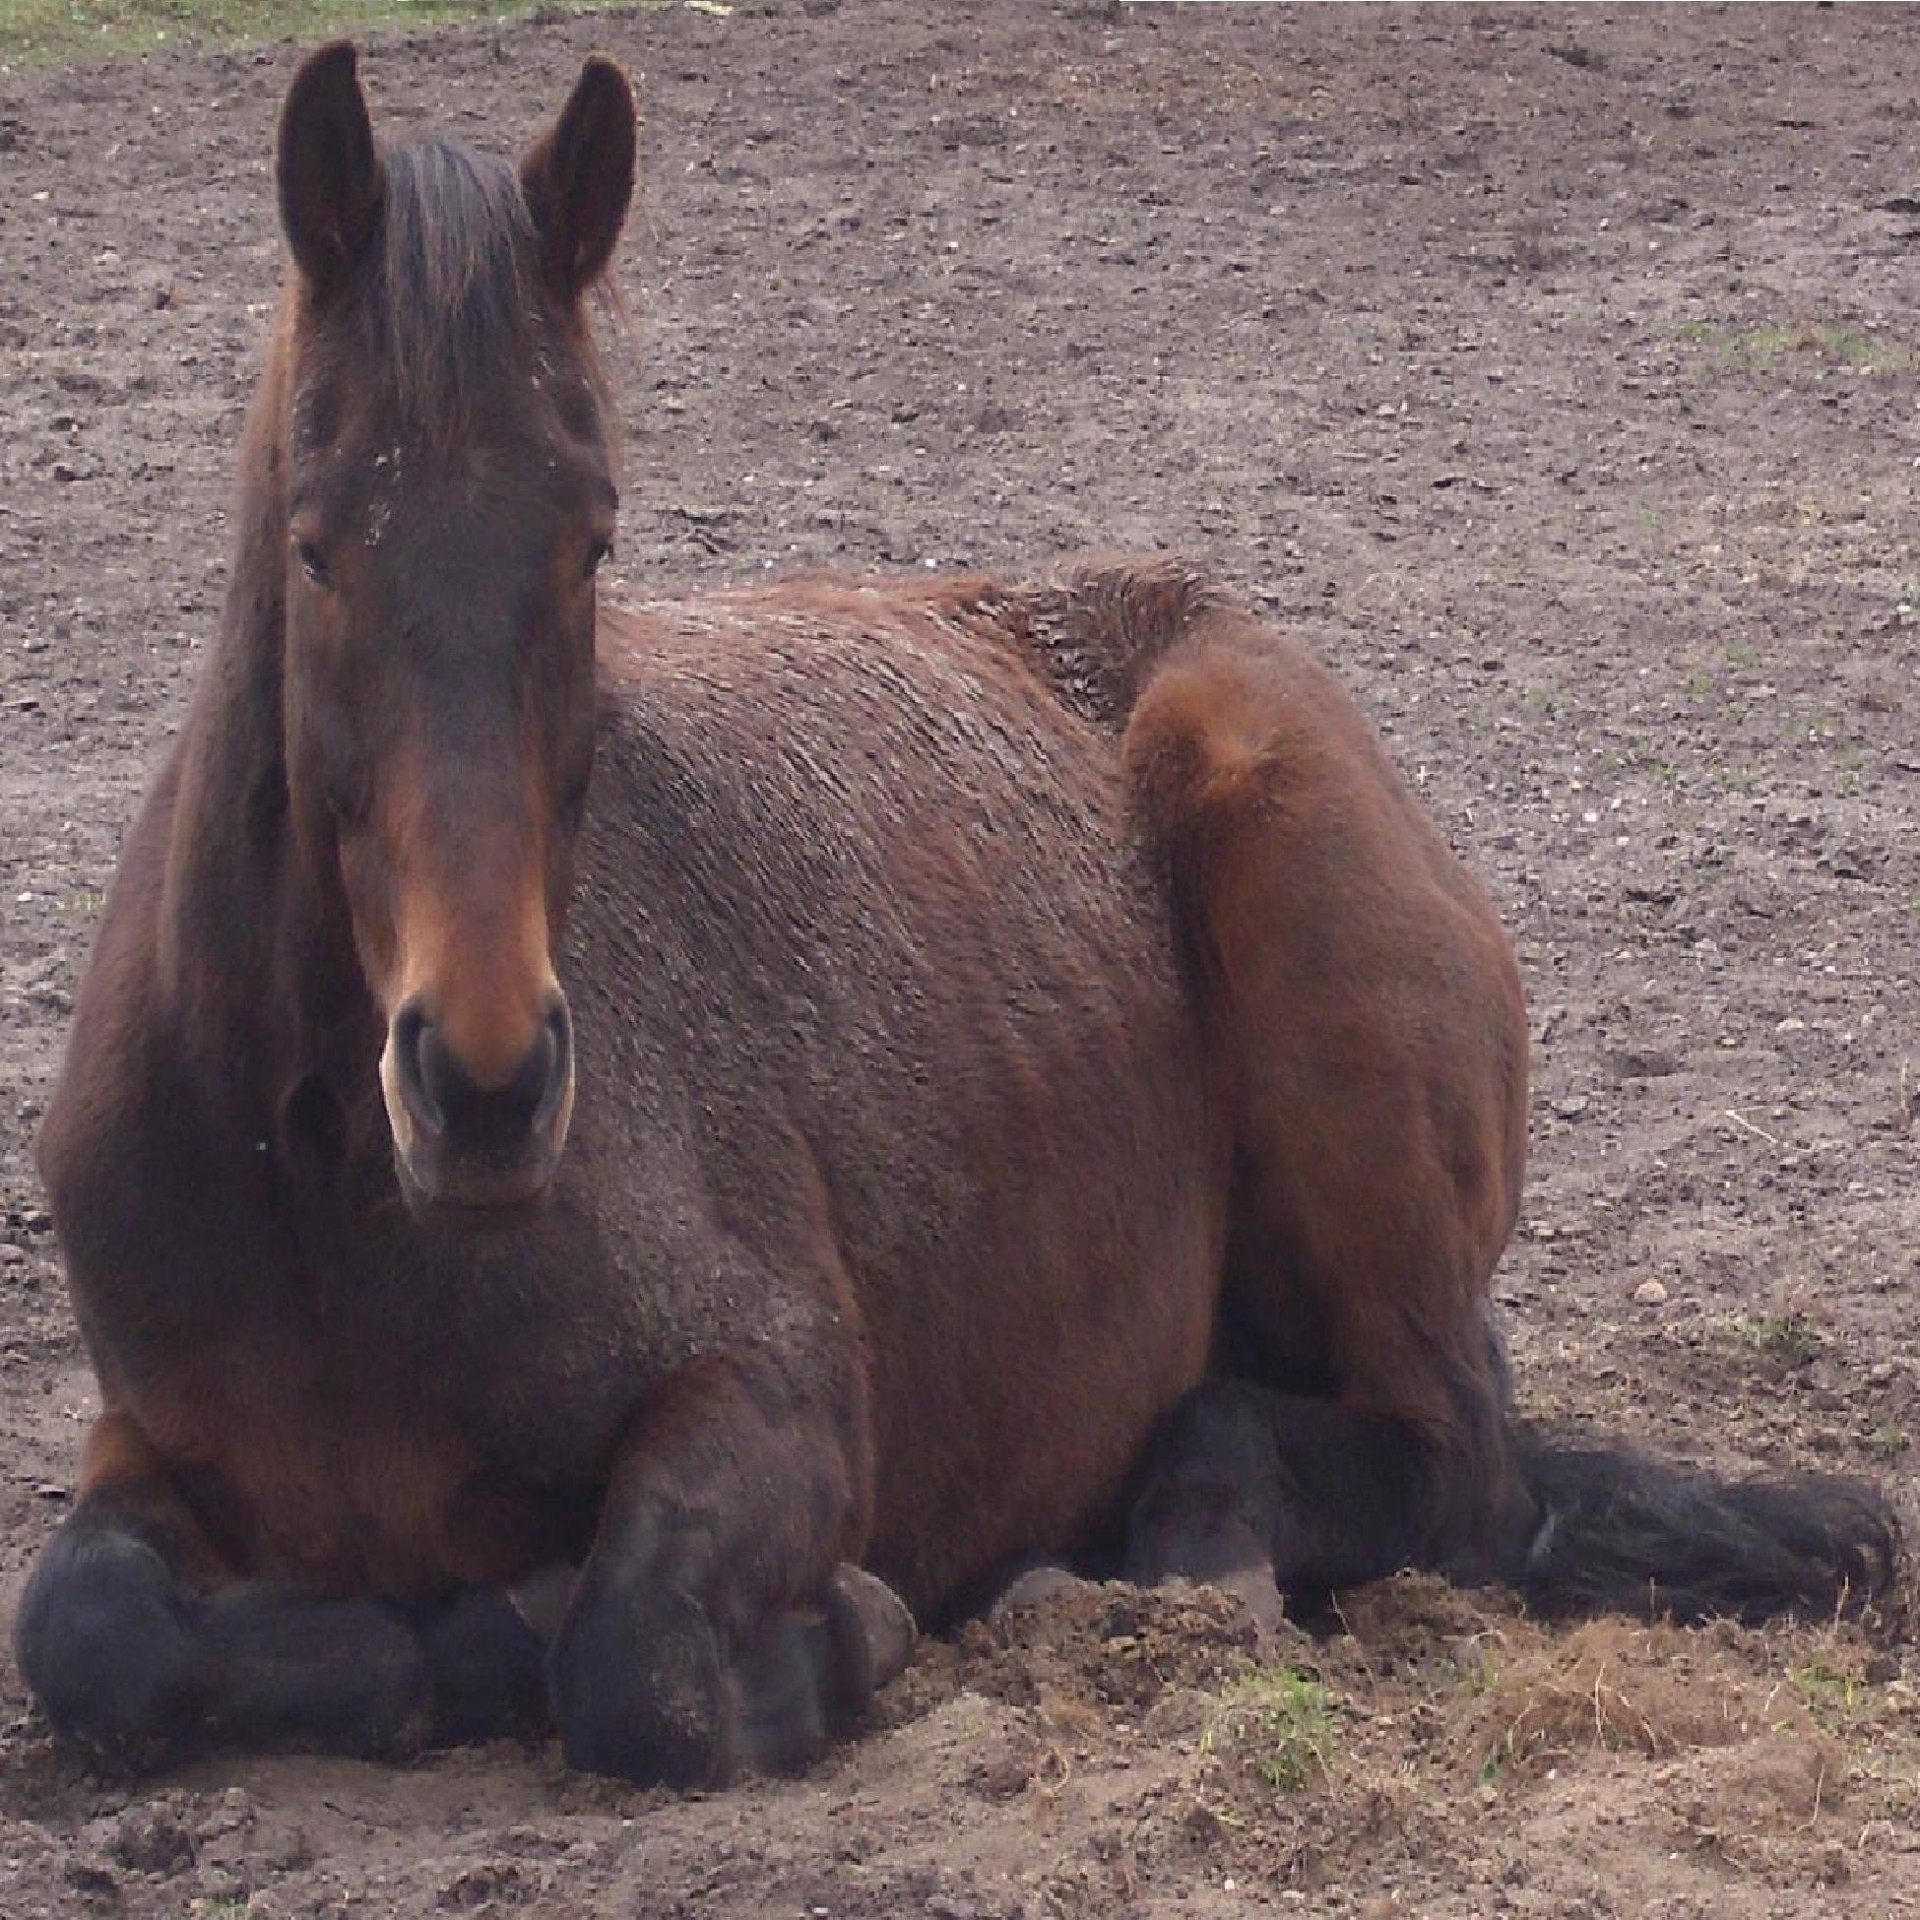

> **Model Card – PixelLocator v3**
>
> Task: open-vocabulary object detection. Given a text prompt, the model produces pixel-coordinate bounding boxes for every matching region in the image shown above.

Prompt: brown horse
[16,45,1899,1787]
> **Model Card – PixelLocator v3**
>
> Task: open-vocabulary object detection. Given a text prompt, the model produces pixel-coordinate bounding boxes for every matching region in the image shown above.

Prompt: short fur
[15,46,1900,1789]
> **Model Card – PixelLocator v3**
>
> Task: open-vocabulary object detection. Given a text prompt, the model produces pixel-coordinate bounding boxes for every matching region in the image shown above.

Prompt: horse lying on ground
[15,43,1900,1787]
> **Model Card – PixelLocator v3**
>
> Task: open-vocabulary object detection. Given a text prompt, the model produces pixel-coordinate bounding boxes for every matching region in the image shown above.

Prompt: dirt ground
[3,2,1920,1913]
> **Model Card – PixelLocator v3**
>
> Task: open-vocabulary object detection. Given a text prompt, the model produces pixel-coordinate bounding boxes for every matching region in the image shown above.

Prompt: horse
[15,43,1900,1788]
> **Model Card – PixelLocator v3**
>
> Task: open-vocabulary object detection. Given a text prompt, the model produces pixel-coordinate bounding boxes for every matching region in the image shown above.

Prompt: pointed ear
[277,41,383,304]
[520,56,637,305]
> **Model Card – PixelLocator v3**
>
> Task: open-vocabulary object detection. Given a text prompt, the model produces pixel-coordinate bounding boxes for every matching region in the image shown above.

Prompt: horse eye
[557,764,593,831]
[293,538,331,588]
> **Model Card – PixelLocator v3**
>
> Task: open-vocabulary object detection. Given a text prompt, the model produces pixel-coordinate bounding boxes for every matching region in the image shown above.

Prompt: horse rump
[1109,582,1903,1635]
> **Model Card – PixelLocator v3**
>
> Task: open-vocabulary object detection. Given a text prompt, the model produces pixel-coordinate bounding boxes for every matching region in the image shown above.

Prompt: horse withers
[16,44,1900,1787]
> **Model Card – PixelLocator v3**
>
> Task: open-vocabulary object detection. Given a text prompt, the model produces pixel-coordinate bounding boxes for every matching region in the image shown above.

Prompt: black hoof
[548,1564,917,1786]
[550,1578,729,1786]
[15,1524,205,1765]
[821,1565,917,1708]
[731,1566,917,1776]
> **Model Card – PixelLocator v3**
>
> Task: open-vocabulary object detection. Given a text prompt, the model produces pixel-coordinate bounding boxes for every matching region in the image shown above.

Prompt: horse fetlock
[196,1587,434,1758]
[15,1523,207,1764]
[417,1584,552,1746]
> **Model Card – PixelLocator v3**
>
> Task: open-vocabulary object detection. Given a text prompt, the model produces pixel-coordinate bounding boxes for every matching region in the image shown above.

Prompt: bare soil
[3,3,1920,1914]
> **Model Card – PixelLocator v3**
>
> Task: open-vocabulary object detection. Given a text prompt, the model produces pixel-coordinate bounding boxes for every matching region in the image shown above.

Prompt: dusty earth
[2,1,1920,1913]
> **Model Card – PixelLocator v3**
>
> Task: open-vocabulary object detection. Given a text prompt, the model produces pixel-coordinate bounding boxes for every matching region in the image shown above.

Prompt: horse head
[272,43,635,1217]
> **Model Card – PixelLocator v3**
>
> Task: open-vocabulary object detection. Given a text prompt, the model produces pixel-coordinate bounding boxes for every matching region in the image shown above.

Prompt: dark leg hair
[15,1514,433,1767]
[1122,1377,1903,1627]
[1126,1380,1447,1611]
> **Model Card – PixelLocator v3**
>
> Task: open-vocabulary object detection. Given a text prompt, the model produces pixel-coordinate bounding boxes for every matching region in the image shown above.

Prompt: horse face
[274,44,635,1218]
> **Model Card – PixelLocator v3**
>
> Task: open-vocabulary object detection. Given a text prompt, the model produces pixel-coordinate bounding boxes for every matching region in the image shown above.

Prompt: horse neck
[156,306,372,1104]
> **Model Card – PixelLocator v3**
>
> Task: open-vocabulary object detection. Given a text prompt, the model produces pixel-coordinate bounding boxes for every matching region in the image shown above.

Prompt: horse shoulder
[37,748,230,1336]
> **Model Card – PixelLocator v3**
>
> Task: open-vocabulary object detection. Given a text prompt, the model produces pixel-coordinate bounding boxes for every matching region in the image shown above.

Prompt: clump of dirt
[952,1578,1276,1714]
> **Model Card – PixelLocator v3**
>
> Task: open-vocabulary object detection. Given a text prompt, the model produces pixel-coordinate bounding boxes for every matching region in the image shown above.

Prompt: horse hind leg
[1124,1297,1536,1606]
[1121,616,1901,1627]
[1124,1380,1431,1623]
[1120,615,1539,1606]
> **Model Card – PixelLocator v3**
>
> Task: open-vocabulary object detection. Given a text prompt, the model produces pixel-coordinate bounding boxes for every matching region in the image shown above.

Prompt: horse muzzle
[380,989,576,1220]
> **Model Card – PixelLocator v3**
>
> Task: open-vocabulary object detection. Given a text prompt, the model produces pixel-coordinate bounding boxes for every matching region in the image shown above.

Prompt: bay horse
[16,44,1899,1787]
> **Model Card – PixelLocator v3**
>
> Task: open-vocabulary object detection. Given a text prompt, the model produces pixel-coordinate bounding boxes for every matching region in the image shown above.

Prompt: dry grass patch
[1470,1618,1787,1780]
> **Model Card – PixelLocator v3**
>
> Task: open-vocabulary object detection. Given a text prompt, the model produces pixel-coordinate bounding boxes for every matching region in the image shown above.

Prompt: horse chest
[138,1273,599,1600]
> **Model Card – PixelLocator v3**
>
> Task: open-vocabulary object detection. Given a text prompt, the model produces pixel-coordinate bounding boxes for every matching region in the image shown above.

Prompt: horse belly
[853,1001,1229,1619]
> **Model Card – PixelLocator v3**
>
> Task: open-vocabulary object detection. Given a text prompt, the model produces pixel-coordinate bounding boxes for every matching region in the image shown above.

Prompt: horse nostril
[416,1020,470,1135]
[498,1017,553,1123]
[392,998,447,1138]
[530,997,574,1134]
[391,992,572,1160]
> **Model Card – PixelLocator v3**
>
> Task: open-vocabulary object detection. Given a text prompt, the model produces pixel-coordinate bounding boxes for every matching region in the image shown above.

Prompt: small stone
[110,1804,195,1877]
[1633,1279,1669,1307]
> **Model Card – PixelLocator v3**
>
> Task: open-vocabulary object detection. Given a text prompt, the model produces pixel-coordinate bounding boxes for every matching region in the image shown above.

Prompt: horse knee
[16,1517,435,1763]
[15,1522,205,1762]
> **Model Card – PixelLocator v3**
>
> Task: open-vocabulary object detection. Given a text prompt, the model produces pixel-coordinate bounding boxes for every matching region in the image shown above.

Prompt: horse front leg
[14,1410,526,1766]
[548,1350,914,1787]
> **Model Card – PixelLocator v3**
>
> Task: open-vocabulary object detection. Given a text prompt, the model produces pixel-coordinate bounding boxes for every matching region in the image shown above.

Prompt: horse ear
[277,41,384,304]
[521,56,637,304]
